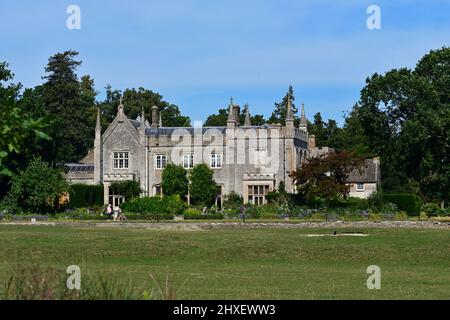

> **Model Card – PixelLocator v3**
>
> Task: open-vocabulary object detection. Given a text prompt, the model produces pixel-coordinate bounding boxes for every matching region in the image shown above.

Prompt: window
[183,154,194,169]
[113,152,129,169]
[155,154,167,169]
[210,153,222,168]
[356,183,365,191]
[247,185,270,206]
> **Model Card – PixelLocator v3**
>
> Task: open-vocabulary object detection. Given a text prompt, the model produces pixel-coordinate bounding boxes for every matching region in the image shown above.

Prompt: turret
[227,97,239,129]
[285,96,295,137]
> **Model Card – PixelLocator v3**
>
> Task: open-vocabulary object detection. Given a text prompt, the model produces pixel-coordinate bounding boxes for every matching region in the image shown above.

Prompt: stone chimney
[151,105,159,128]
[232,105,240,125]
[244,105,252,126]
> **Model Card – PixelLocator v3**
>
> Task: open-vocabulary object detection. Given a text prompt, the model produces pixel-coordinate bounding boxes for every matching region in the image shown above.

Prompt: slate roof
[347,159,378,183]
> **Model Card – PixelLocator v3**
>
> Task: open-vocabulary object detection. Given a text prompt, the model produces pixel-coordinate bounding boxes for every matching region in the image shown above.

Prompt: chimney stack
[151,105,159,128]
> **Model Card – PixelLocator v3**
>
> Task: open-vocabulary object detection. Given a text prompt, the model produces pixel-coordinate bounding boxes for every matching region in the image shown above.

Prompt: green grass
[0,225,449,299]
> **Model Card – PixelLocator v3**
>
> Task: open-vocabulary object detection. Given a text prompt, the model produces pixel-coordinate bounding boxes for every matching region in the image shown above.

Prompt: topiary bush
[383,193,422,216]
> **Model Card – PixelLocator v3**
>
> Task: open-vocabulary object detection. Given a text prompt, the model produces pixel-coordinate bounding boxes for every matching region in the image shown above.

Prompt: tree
[268,85,297,125]
[0,62,51,198]
[308,112,326,146]
[161,163,188,199]
[122,87,190,127]
[291,151,365,205]
[41,51,96,163]
[204,106,266,126]
[6,158,69,213]
[189,164,217,206]
[356,47,450,205]
[205,108,228,126]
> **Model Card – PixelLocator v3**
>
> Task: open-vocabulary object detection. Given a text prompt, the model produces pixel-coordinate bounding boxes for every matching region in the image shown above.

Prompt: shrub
[7,158,69,213]
[183,208,202,215]
[383,193,422,216]
[260,211,279,219]
[368,191,384,210]
[419,212,429,220]
[164,195,187,215]
[120,195,186,217]
[126,213,173,220]
[394,211,408,221]
[184,213,224,220]
[380,202,398,214]
[310,212,326,221]
[69,184,104,208]
[243,205,261,219]
[421,202,442,217]
[368,213,382,221]
[222,191,243,210]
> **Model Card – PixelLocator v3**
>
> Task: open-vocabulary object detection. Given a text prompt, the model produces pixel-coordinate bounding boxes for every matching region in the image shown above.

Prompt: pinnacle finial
[299,102,308,128]
[286,96,294,122]
[117,97,125,118]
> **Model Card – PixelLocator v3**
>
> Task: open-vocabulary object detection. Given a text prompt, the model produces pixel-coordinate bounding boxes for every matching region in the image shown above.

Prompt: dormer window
[113,152,129,169]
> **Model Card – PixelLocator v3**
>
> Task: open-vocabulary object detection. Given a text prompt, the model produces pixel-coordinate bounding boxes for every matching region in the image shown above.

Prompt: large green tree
[0,62,51,198]
[40,51,96,163]
[6,158,69,213]
[356,47,450,206]
[204,106,266,126]
[161,163,188,199]
[189,164,217,206]
[122,87,190,127]
[268,85,298,125]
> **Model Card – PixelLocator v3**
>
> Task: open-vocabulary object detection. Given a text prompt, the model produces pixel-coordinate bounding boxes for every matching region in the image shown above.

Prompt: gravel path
[0,220,449,230]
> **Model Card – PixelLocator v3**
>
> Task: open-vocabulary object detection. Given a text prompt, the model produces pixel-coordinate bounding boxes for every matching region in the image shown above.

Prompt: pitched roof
[347,159,379,183]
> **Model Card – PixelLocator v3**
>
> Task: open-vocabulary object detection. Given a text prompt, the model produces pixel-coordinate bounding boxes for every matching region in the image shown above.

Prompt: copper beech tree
[290,151,365,204]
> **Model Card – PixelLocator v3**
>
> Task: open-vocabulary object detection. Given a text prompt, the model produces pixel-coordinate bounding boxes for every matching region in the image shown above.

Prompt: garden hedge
[69,184,104,208]
[383,193,422,216]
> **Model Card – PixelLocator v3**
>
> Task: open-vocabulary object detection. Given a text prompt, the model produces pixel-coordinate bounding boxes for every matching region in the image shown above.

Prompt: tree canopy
[291,151,365,203]
[161,163,188,199]
[189,164,217,206]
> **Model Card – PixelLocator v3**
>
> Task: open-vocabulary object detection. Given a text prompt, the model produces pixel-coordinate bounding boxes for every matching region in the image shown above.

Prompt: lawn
[0,224,449,299]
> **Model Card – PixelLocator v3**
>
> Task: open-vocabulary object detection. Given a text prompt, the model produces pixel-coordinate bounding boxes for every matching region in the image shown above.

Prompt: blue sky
[1,0,450,124]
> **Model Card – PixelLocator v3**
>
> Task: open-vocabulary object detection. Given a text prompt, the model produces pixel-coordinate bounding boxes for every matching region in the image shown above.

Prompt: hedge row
[184,213,224,220]
[383,193,422,216]
[69,184,104,208]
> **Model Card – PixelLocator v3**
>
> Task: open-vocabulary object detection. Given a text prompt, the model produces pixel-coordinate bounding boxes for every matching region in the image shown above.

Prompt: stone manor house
[66,98,380,208]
